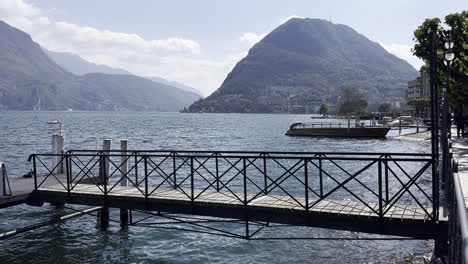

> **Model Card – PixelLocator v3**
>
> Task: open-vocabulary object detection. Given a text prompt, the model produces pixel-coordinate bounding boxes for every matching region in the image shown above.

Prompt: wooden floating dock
[35,180,445,239]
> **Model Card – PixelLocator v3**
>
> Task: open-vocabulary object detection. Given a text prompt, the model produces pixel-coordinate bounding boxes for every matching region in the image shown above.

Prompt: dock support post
[0,162,4,197]
[52,134,64,174]
[98,139,111,229]
[399,117,402,135]
[0,162,8,197]
[120,139,129,227]
[51,134,64,208]
[98,207,109,230]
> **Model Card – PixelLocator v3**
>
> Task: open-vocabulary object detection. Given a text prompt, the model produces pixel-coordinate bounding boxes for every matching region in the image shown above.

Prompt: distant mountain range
[0,20,200,111]
[43,49,203,97]
[188,18,417,113]
[43,49,132,75]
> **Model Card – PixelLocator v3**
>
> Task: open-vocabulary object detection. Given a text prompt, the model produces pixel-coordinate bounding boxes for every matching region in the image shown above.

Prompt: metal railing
[29,150,435,220]
[289,122,381,129]
[446,152,468,263]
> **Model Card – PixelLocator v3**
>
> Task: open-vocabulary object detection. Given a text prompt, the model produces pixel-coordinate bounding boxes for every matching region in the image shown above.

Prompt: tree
[407,98,430,117]
[319,104,329,114]
[337,87,368,114]
[378,103,391,113]
[412,11,468,113]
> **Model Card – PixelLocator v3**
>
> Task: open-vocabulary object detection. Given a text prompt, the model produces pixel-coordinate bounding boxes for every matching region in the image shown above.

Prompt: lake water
[0,111,433,263]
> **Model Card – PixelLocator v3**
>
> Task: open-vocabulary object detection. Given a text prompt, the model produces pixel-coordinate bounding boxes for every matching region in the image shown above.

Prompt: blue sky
[1,0,466,95]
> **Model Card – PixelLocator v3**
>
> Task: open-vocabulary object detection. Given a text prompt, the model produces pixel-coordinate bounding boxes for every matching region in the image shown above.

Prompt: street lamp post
[441,38,454,184]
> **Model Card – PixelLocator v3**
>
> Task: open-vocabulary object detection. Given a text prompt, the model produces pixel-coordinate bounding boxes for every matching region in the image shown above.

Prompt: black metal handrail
[65,149,432,157]
[448,158,468,264]
[29,150,435,221]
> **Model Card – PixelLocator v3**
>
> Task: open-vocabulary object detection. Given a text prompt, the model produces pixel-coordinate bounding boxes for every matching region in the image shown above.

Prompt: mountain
[43,49,132,75]
[147,76,203,97]
[187,18,418,113]
[43,49,203,97]
[0,20,200,111]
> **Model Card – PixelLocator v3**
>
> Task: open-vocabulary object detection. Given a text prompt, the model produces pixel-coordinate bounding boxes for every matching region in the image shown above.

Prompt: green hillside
[188,18,417,113]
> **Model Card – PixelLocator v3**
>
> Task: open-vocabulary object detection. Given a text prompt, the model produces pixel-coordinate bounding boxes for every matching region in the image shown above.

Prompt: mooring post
[399,117,402,135]
[120,139,129,226]
[0,162,4,197]
[52,134,64,174]
[102,139,111,184]
[98,139,111,229]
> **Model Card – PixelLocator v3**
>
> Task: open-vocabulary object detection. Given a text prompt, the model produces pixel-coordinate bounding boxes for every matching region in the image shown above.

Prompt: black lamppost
[443,39,455,134]
[441,37,454,183]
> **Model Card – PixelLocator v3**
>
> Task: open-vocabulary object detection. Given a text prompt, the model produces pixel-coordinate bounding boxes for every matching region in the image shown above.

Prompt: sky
[0,0,466,96]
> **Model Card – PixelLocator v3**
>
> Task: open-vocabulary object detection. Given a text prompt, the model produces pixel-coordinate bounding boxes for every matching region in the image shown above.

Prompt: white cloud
[379,42,424,70]
[240,32,267,45]
[0,0,241,96]
[279,15,305,24]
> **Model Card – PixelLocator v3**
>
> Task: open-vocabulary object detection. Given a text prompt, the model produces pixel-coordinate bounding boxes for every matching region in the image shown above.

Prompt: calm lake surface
[0,111,433,263]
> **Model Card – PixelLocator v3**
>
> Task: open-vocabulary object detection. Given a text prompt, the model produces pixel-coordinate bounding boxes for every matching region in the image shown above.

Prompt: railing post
[32,155,37,190]
[243,158,249,239]
[378,159,383,217]
[120,140,128,187]
[215,153,220,192]
[134,154,138,185]
[65,154,70,196]
[319,154,323,198]
[144,156,148,200]
[102,155,108,197]
[120,139,129,226]
[243,158,247,206]
[190,157,194,210]
[98,153,109,230]
[304,159,309,212]
[263,154,268,195]
[384,155,389,204]
[172,152,177,189]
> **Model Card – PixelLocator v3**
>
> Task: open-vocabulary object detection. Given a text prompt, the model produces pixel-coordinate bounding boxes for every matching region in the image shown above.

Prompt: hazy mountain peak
[42,48,203,96]
[42,48,132,76]
[0,20,200,111]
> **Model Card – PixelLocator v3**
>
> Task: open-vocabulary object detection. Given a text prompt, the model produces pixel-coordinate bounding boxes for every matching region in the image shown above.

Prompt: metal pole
[0,162,4,197]
[384,155,389,204]
[190,157,194,211]
[429,28,439,222]
[263,154,268,195]
[32,156,37,190]
[65,154,70,196]
[215,154,220,192]
[304,159,309,212]
[319,156,323,198]
[173,152,177,189]
[243,158,249,239]
[378,160,383,217]
[120,139,129,226]
[443,63,450,184]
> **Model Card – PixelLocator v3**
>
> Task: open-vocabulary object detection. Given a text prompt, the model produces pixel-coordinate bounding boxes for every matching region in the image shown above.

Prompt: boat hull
[285,127,390,138]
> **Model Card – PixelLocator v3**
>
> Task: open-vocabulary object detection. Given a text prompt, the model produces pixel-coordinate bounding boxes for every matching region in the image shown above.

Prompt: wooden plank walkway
[0,174,96,208]
[37,183,433,220]
[35,182,445,239]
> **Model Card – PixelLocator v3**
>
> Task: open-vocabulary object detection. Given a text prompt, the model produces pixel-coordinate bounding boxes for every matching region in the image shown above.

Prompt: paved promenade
[451,128,468,206]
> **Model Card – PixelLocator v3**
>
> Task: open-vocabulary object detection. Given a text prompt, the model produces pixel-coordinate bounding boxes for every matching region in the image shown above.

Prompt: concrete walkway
[451,128,468,206]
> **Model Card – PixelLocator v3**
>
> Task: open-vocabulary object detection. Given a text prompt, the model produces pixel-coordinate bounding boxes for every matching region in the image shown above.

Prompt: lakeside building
[406,69,430,101]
